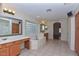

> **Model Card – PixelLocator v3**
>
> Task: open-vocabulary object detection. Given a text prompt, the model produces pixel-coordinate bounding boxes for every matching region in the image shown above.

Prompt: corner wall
[67,16,75,51]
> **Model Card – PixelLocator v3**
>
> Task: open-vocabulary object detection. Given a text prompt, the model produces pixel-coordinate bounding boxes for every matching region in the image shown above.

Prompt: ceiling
[3,3,79,21]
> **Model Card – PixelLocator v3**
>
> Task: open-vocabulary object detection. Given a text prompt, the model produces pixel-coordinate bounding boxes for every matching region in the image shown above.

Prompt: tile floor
[19,39,77,56]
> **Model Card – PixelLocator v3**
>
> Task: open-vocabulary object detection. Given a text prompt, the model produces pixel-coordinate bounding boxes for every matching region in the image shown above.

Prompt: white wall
[68,16,75,51]
[0,3,2,13]
[67,17,71,49]
[48,19,68,41]
[47,21,53,40]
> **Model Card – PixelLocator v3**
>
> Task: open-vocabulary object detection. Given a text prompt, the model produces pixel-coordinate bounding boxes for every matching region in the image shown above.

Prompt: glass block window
[25,21,38,36]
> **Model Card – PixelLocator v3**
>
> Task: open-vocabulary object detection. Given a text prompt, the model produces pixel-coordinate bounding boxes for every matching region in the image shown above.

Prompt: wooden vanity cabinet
[0,38,30,56]
[0,44,10,56]
[0,41,21,56]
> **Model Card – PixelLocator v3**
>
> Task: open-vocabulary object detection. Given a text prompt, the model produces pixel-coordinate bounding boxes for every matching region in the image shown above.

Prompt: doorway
[53,22,61,40]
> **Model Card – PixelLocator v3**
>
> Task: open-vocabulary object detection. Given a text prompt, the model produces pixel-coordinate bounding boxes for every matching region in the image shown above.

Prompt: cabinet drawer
[0,44,7,48]
[0,42,16,48]
[14,41,21,45]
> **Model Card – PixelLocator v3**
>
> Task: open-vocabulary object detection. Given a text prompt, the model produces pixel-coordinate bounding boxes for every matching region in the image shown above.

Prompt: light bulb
[13,11,15,14]
[3,8,7,11]
[8,9,11,12]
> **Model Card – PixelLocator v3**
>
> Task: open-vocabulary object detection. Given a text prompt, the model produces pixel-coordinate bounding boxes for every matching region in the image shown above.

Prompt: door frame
[53,22,61,39]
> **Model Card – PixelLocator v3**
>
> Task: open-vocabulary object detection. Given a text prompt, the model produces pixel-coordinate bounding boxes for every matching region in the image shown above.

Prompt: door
[75,12,79,55]
[24,40,30,49]
[53,22,61,39]
[9,44,20,56]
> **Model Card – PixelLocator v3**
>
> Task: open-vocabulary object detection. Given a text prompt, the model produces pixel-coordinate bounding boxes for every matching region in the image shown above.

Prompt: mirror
[40,24,48,32]
[0,16,22,37]
[40,24,45,32]
[45,25,48,30]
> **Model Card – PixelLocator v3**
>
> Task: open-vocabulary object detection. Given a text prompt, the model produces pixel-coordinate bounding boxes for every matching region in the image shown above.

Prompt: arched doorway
[53,22,61,40]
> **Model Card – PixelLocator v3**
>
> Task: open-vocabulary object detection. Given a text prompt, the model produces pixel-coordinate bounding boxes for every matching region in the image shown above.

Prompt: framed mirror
[40,24,45,32]
[40,24,48,32]
[0,16,22,37]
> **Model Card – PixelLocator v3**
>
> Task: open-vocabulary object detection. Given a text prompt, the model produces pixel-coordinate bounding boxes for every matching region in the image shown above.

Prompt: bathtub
[30,35,46,50]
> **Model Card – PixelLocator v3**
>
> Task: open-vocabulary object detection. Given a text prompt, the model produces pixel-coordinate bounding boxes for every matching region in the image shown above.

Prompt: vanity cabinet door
[0,47,9,56]
[9,44,20,56]
[24,40,30,49]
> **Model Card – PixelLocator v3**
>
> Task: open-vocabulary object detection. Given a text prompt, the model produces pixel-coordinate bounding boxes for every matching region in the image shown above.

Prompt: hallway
[20,40,77,56]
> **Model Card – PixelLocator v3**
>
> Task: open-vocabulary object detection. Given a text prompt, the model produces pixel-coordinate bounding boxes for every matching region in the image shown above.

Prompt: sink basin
[0,38,7,42]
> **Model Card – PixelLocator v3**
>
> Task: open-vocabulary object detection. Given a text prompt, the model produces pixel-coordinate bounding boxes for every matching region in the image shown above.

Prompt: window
[25,21,38,36]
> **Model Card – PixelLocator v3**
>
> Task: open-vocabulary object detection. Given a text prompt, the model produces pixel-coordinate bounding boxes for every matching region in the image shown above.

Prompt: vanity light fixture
[3,8,15,15]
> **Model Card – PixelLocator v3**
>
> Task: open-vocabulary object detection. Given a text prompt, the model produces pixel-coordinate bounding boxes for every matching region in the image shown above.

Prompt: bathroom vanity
[0,37,30,56]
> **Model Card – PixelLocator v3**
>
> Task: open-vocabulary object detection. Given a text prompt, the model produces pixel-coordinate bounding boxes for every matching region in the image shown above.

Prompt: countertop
[0,36,30,44]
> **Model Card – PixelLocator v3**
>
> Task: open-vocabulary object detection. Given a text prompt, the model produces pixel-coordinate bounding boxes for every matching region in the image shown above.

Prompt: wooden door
[24,40,30,49]
[0,47,9,56]
[75,12,79,55]
[9,44,20,56]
